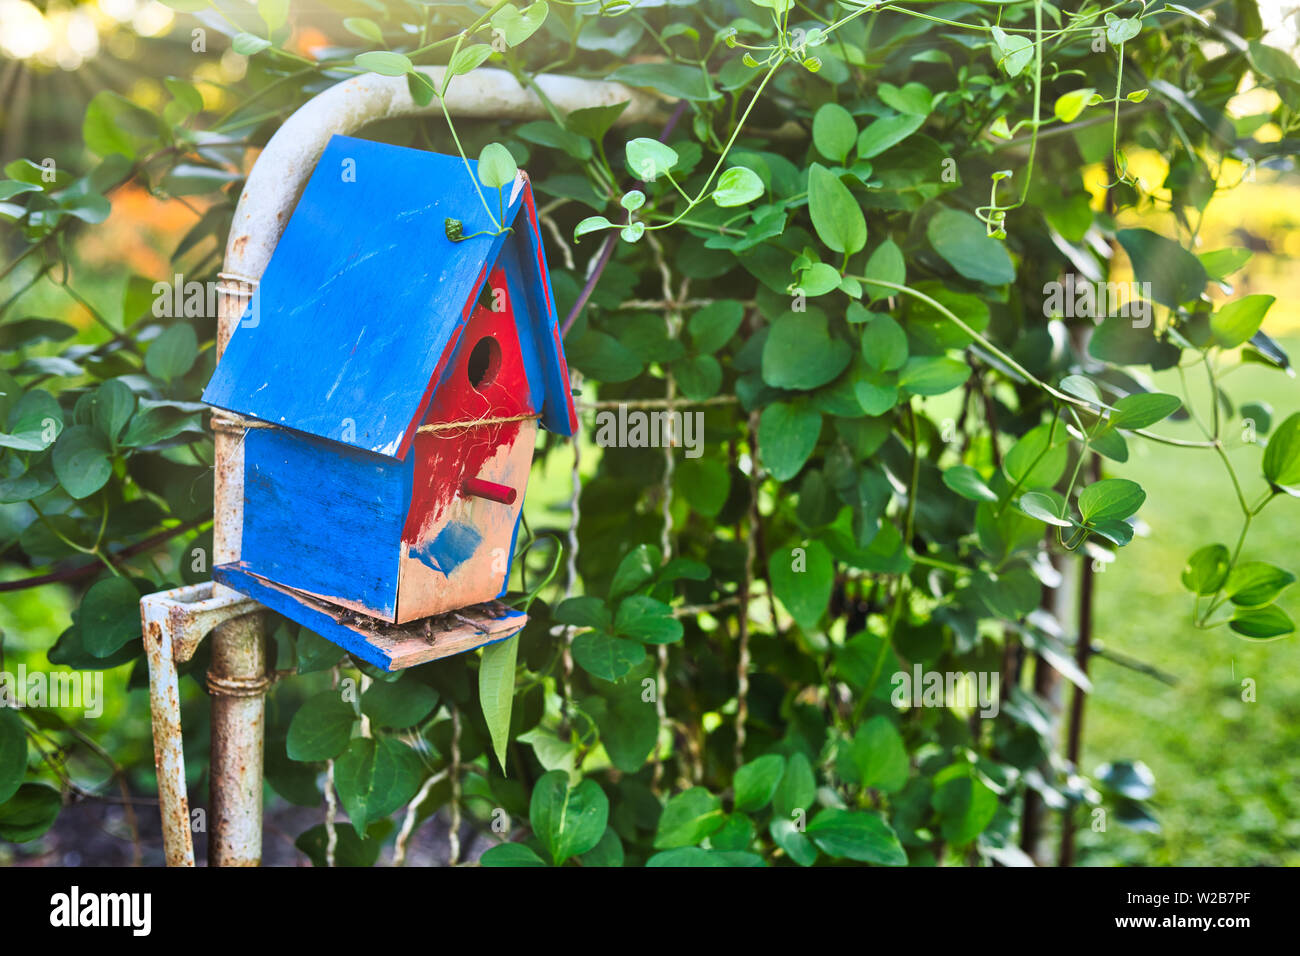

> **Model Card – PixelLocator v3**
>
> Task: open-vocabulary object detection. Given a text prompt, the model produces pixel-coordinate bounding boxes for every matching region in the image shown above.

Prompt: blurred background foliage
[0,0,1298,866]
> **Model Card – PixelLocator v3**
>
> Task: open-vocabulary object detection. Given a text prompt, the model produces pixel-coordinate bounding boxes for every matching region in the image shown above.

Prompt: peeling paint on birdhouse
[202,135,578,670]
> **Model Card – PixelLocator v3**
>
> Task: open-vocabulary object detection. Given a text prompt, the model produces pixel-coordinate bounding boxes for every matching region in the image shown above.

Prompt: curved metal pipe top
[218,66,658,350]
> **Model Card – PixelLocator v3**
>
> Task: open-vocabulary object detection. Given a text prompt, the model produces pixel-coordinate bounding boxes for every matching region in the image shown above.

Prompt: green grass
[1079,337,1300,865]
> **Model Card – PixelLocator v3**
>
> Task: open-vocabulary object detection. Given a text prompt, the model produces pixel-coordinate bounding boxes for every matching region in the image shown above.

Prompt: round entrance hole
[467,336,501,390]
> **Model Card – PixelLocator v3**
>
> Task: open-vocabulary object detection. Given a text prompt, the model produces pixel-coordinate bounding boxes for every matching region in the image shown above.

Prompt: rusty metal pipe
[144,65,655,866]
[141,583,259,866]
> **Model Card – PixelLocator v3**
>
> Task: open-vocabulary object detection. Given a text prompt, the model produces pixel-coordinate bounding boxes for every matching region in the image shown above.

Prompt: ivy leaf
[120,403,201,448]
[927,209,1015,285]
[1004,423,1069,488]
[1230,605,1295,640]
[0,708,27,805]
[491,1,549,48]
[52,425,112,499]
[990,26,1033,77]
[478,633,519,773]
[861,313,908,371]
[574,215,613,239]
[653,787,724,848]
[855,113,925,159]
[806,809,907,864]
[80,577,141,658]
[625,137,679,182]
[145,323,198,382]
[1054,88,1096,123]
[862,239,905,304]
[232,33,273,55]
[1199,247,1252,280]
[844,717,909,792]
[444,43,493,88]
[571,631,645,681]
[1181,544,1230,595]
[614,595,683,644]
[1088,315,1179,367]
[257,0,289,33]
[0,390,63,452]
[688,300,744,354]
[899,355,970,396]
[713,166,764,206]
[0,467,56,504]
[516,120,592,161]
[774,752,816,819]
[877,81,933,116]
[342,17,384,44]
[1059,374,1103,406]
[361,678,438,729]
[554,596,612,631]
[588,683,657,773]
[480,843,548,866]
[286,691,355,761]
[1020,491,1072,527]
[762,312,851,389]
[1116,228,1206,308]
[942,465,998,502]
[565,101,629,140]
[812,103,857,162]
[606,63,720,102]
[531,771,609,864]
[734,755,785,812]
[0,784,61,843]
[1223,562,1296,608]
[610,545,660,599]
[768,539,834,633]
[932,772,998,845]
[1262,412,1300,492]
[807,163,866,255]
[758,401,822,482]
[477,142,518,190]
[1210,294,1274,348]
[86,379,136,447]
[770,816,818,866]
[1110,392,1181,429]
[796,262,841,297]
[1078,478,1146,523]
[333,737,423,836]
[1105,13,1142,45]
[407,71,436,108]
[294,820,390,867]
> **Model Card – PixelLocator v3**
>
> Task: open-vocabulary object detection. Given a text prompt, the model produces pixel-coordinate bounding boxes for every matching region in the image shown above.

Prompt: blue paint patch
[413,521,482,575]
[241,426,408,619]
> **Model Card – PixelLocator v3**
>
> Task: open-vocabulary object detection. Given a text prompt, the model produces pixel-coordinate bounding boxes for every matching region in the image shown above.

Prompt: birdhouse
[202,134,578,671]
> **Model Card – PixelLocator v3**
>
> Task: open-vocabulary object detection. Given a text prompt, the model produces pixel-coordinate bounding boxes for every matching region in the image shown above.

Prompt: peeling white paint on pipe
[219,66,660,300]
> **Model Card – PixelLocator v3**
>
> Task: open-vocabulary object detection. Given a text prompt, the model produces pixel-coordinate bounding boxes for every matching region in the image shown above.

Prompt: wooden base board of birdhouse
[213,563,526,671]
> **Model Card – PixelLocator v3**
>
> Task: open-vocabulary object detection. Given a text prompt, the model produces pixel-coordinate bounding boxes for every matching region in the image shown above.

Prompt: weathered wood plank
[241,425,408,620]
[215,563,525,671]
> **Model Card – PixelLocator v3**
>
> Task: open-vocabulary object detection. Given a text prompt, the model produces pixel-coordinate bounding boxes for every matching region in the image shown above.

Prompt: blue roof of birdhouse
[203,135,577,459]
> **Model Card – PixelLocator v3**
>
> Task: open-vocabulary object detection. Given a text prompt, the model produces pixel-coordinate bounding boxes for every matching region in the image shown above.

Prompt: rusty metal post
[141,583,260,866]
